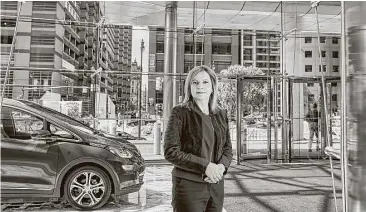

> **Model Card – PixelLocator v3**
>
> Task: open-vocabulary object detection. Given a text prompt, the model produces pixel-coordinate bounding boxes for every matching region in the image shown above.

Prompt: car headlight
[108,147,133,159]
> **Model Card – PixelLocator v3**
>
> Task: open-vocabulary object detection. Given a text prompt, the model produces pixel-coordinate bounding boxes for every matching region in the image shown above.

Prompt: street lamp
[138,39,145,139]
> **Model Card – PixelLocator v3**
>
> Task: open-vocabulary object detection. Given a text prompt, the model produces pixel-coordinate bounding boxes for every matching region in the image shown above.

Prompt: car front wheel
[64,166,112,210]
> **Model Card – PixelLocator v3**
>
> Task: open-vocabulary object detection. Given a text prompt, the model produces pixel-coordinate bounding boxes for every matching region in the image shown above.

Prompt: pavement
[13,154,342,212]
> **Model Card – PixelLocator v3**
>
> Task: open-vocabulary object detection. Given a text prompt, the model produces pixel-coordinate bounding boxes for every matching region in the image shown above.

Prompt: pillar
[346,2,366,211]
[163,1,177,132]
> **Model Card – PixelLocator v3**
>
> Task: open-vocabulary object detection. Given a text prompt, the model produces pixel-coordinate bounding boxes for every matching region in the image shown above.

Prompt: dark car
[0,98,145,210]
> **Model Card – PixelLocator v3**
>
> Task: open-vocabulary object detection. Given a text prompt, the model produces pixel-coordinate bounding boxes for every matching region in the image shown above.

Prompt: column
[346,2,366,211]
[163,1,177,132]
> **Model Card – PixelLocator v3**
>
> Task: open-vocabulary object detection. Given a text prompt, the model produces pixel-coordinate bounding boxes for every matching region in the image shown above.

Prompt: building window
[333,65,339,72]
[319,65,326,72]
[331,82,337,87]
[214,61,231,72]
[212,43,231,55]
[321,51,326,58]
[305,65,312,72]
[305,37,312,43]
[320,37,326,43]
[211,29,231,36]
[307,83,314,87]
[1,19,16,27]
[156,60,164,72]
[333,51,339,58]
[185,43,204,54]
[184,61,201,73]
[332,94,337,101]
[332,37,339,44]
[1,36,13,44]
[305,51,312,58]
[156,42,164,53]
[308,94,315,102]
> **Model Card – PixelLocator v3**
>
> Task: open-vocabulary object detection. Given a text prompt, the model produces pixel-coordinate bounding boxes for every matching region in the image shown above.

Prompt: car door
[0,106,59,195]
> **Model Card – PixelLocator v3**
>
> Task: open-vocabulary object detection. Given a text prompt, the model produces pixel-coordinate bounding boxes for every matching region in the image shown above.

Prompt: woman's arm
[163,106,210,174]
[218,110,233,175]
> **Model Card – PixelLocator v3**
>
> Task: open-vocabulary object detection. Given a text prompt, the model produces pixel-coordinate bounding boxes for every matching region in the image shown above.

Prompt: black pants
[172,176,224,212]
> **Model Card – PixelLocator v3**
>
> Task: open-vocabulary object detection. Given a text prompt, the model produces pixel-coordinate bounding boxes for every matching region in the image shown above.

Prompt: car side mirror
[31,130,51,138]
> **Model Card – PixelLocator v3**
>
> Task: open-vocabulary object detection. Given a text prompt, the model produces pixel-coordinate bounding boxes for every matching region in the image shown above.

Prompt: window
[1,36,13,44]
[184,61,201,73]
[305,65,312,72]
[332,37,339,44]
[49,123,74,139]
[214,61,231,72]
[331,82,337,87]
[305,37,312,43]
[156,60,164,72]
[156,42,164,53]
[307,83,314,87]
[332,94,338,101]
[185,43,204,54]
[1,19,16,27]
[319,65,326,72]
[211,29,231,36]
[321,51,326,58]
[320,37,326,43]
[308,94,315,102]
[332,51,339,58]
[212,43,231,55]
[305,51,312,58]
[1,107,44,139]
[333,65,339,72]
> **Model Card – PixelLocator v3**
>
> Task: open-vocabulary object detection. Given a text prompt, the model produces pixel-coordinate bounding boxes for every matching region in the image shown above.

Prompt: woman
[164,65,233,212]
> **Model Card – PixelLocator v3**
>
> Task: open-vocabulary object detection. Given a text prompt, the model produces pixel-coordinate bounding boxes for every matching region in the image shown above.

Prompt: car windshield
[19,100,99,135]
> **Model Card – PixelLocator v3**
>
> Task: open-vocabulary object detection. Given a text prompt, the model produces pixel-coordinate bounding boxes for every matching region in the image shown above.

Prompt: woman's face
[190,71,213,102]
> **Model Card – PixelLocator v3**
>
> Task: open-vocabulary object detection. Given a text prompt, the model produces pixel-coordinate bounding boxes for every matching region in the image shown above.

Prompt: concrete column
[12,2,32,99]
[346,2,366,211]
[163,1,177,132]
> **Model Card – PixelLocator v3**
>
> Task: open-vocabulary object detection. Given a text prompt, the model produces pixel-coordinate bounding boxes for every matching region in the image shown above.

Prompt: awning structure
[105,1,341,33]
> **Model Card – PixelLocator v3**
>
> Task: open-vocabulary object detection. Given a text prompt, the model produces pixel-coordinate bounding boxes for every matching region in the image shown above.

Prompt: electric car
[1,98,145,210]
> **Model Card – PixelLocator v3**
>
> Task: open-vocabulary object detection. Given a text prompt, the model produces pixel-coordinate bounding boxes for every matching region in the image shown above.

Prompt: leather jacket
[163,101,233,181]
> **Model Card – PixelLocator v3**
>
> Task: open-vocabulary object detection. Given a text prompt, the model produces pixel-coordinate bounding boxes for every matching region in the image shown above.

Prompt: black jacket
[163,101,233,181]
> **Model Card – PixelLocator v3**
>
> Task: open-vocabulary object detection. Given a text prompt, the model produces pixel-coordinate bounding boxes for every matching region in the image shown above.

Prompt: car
[0,98,146,210]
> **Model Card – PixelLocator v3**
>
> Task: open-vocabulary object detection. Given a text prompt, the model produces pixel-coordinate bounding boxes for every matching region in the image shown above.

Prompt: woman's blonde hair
[182,65,219,113]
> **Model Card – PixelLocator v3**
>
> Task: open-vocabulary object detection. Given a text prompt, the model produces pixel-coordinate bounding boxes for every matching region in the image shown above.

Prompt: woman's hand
[205,163,223,183]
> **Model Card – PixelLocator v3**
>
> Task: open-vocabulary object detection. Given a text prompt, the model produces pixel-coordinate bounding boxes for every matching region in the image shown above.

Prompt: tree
[217,65,268,119]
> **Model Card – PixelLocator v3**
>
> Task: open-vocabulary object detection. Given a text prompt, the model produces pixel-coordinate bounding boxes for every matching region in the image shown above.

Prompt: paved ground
[4,156,343,212]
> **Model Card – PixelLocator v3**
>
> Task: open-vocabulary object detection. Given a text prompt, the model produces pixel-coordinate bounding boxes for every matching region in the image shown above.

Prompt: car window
[4,108,44,140]
[49,123,76,140]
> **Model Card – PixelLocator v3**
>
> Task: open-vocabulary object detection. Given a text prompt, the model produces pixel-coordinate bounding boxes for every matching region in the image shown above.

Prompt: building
[114,25,132,113]
[1,1,133,117]
[148,27,240,111]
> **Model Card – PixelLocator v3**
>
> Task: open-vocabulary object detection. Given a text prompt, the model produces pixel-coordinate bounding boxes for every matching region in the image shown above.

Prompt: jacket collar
[183,100,214,116]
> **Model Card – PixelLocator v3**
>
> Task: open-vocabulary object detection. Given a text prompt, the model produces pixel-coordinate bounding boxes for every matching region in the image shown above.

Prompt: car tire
[64,166,112,210]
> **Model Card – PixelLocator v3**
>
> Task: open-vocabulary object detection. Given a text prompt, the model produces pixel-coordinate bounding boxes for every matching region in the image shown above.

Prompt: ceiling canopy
[105,1,341,33]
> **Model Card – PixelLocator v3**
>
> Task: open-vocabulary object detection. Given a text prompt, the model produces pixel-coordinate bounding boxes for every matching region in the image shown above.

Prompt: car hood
[88,133,141,155]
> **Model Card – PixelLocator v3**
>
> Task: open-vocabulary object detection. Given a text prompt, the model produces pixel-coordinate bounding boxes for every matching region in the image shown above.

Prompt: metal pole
[288,79,293,163]
[163,2,177,133]
[236,78,242,165]
[274,77,278,161]
[0,2,23,106]
[138,39,145,139]
[313,2,330,152]
[267,32,271,164]
[340,2,348,211]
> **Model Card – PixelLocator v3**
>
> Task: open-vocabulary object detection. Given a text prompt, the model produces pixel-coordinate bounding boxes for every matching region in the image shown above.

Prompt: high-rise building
[1,1,133,116]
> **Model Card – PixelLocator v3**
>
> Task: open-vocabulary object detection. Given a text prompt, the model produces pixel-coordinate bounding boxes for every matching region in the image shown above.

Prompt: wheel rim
[69,171,105,207]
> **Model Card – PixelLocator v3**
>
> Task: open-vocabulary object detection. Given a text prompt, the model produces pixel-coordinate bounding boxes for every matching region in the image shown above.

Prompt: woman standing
[164,65,233,212]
